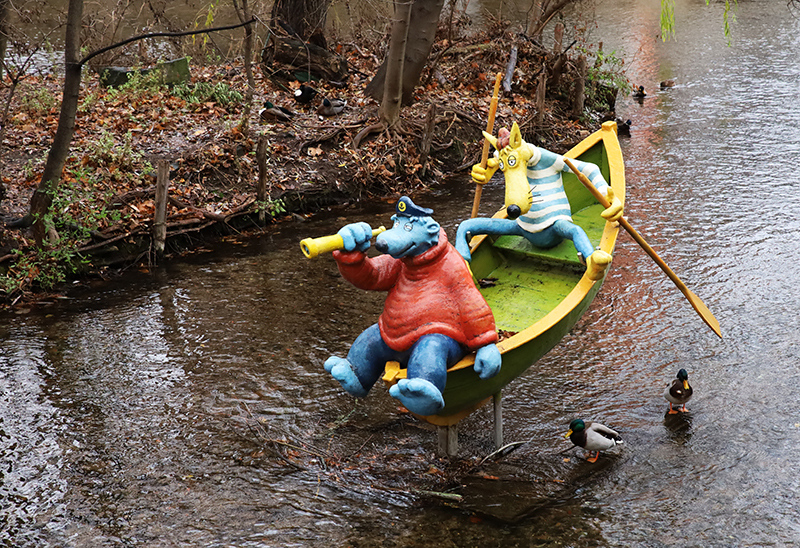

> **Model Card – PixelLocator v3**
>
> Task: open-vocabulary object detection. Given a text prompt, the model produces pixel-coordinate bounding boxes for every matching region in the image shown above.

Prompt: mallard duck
[664,368,693,414]
[259,101,294,123]
[633,85,647,98]
[317,97,346,117]
[294,84,318,104]
[616,118,632,137]
[660,79,676,89]
[565,419,623,463]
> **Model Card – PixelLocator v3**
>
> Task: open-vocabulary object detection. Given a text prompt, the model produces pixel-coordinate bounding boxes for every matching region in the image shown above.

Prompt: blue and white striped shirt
[513,144,609,233]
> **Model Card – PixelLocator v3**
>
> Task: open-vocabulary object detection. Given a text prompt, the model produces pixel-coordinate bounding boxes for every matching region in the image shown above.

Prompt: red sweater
[333,229,498,352]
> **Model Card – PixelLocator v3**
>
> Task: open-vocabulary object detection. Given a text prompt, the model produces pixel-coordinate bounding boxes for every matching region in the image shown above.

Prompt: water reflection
[662,411,692,444]
[0,331,68,546]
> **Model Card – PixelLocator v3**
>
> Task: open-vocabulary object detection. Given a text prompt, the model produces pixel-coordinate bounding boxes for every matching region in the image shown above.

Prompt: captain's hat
[396,196,433,217]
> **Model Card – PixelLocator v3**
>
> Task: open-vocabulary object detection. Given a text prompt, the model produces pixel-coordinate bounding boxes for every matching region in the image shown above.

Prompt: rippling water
[3,0,800,546]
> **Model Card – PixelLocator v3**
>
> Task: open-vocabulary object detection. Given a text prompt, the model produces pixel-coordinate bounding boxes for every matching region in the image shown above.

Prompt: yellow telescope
[300,226,387,259]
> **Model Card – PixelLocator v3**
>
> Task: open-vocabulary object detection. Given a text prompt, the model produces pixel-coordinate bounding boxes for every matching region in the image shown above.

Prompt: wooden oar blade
[683,288,722,338]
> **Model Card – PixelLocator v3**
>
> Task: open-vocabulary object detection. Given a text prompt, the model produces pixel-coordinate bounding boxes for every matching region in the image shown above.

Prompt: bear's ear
[426,220,441,236]
[509,122,523,149]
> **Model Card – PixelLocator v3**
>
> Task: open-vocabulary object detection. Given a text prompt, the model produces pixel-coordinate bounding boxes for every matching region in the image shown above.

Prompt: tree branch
[79,18,256,67]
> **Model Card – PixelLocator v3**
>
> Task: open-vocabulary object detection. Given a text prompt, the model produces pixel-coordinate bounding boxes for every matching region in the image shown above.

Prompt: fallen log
[261,34,348,82]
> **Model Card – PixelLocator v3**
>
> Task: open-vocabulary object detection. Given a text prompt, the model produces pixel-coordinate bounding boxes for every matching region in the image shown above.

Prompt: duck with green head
[664,368,692,414]
[259,101,294,123]
[317,97,346,117]
[565,418,623,463]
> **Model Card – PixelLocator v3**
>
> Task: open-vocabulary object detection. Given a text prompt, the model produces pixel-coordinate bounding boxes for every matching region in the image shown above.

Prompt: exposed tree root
[353,121,387,149]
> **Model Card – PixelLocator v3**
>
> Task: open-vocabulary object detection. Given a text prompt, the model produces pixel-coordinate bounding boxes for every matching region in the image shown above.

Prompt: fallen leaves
[1,23,604,304]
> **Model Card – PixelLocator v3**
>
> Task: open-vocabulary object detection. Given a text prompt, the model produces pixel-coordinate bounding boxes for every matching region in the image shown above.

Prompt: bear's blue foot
[324,356,369,398]
[389,378,445,416]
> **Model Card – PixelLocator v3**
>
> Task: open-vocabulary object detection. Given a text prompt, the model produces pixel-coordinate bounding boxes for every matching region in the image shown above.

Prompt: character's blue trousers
[347,324,465,393]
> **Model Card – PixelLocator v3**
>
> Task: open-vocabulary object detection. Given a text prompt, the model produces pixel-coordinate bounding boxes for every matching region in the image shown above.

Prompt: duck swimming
[565,419,623,463]
[664,368,693,414]
[660,79,676,89]
[633,85,647,98]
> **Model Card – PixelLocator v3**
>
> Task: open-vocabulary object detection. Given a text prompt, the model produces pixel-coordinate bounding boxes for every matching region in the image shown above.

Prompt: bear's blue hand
[338,222,373,253]
[474,343,501,379]
[454,223,473,262]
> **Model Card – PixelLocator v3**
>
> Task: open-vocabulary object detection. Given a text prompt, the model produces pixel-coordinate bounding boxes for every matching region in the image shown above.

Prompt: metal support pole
[437,424,458,457]
[493,391,503,450]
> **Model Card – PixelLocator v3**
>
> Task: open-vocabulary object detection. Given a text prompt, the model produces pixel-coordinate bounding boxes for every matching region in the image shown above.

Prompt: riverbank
[0,27,624,306]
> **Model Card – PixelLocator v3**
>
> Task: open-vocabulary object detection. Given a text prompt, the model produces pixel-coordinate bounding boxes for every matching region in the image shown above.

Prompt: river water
[3,0,800,546]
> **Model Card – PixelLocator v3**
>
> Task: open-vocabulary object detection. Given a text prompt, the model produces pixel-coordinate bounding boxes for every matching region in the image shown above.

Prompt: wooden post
[553,22,564,54]
[493,391,503,450]
[153,159,169,258]
[535,69,547,126]
[256,135,268,224]
[420,103,436,176]
[571,54,587,119]
[550,24,566,88]
[437,424,458,457]
[550,55,564,88]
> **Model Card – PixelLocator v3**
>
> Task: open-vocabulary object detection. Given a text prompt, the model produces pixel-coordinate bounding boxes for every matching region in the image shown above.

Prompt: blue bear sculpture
[324,197,502,416]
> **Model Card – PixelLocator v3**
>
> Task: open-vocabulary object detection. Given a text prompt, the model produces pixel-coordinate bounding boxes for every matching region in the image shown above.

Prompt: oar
[300,226,386,259]
[564,158,722,339]
[470,72,504,219]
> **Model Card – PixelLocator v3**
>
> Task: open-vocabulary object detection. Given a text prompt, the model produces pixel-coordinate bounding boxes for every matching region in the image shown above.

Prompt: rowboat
[381,120,626,427]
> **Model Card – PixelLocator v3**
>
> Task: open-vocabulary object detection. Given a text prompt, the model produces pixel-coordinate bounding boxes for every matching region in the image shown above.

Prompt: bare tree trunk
[270,0,331,44]
[29,0,84,246]
[379,0,413,128]
[0,0,8,83]
[366,0,445,105]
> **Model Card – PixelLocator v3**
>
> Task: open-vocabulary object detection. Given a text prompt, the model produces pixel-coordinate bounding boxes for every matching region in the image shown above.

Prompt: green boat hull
[382,121,626,424]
